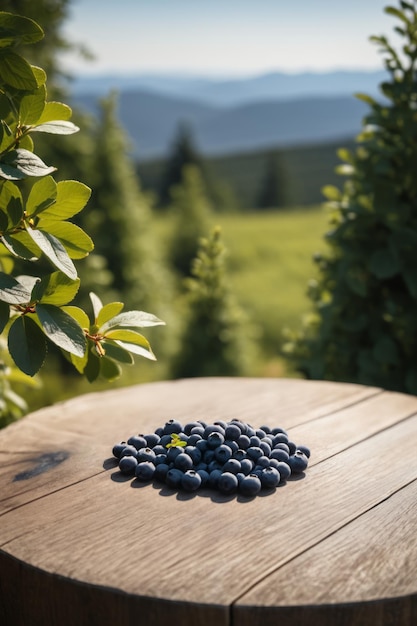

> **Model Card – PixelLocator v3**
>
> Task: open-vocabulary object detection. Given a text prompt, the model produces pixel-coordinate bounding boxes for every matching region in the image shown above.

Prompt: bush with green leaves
[0,12,164,421]
[284,1,417,393]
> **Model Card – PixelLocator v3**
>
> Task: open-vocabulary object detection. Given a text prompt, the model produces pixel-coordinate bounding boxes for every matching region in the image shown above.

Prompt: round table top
[0,377,416,626]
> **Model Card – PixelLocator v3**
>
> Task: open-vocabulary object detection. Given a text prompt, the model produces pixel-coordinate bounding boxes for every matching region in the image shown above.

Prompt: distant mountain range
[70,70,386,160]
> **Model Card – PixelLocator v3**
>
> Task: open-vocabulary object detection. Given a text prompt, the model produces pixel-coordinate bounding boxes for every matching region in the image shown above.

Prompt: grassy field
[25,204,330,413]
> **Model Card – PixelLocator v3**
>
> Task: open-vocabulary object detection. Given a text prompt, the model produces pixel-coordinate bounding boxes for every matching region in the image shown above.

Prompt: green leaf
[89,292,103,320]
[0,12,44,48]
[25,227,77,279]
[368,249,401,279]
[0,49,38,90]
[99,356,122,381]
[100,310,165,333]
[0,299,9,332]
[0,180,23,227]
[1,231,40,260]
[96,301,124,328]
[31,65,46,87]
[26,175,57,217]
[37,101,72,124]
[83,347,100,382]
[113,339,156,361]
[1,149,56,178]
[40,180,91,220]
[105,328,151,346]
[101,340,134,364]
[31,271,80,306]
[0,271,31,304]
[31,120,79,135]
[19,86,46,125]
[321,185,342,201]
[384,6,409,23]
[354,92,377,105]
[8,314,46,376]
[39,221,94,259]
[61,305,90,330]
[36,303,86,357]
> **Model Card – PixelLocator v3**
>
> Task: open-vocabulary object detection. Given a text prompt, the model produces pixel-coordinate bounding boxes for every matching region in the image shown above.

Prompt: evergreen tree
[79,94,172,322]
[285,1,417,394]
[158,122,203,207]
[167,164,212,277]
[257,151,289,209]
[171,227,258,378]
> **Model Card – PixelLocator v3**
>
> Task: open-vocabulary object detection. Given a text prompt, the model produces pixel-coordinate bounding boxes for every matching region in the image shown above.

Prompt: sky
[63,0,398,77]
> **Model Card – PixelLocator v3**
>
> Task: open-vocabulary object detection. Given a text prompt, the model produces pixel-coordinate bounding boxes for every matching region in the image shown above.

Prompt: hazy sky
[63,0,397,76]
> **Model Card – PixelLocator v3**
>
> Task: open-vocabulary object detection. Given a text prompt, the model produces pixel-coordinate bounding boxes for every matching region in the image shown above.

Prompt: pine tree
[285,1,417,394]
[158,123,203,207]
[167,164,212,277]
[171,227,258,378]
[257,151,289,210]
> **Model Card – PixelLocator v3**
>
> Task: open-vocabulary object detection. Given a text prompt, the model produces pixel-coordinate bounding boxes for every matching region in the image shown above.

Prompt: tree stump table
[0,377,416,626]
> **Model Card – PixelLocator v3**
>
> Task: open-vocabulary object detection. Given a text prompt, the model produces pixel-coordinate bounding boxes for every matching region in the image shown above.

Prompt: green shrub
[285,1,417,393]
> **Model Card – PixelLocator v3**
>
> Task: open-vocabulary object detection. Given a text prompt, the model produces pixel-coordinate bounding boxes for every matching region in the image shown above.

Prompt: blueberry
[297,445,311,458]
[127,434,147,450]
[239,474,262,497]
[204,424,225,438]
[206,431,225,449]
[152,445,166,456]
[118,455,138,474]
[208,469,222,488]
[188,433,202,446]
[247,446,263,461]
[154,463,170,481]
[159,434,173,447]
[270,448,289,462]
[255,429,267,439]
[154,453,168,466]
[240,458,254,475]
[232,449,247,462]
[225,423,241,440]
[144,433,160,448]
[231,419,247,434]
[217,472,238,494]
[135,461,156,481]
[287,441,297,455]
[259,441,272,456]
[214,444,232,464]
[224,440,239,453]
[275,461,291,481]
[213,420,228,430]
[208,459,223,472]
[196,439,208,452]
[246,425,256,437]
[190,426,205,437]
[256,455,270,468]
[184,421,203,435]
[166,446,185,463]
[136,447,156,463]
[195,461,208,471]
[163,419,183,435]
[165,468,183,489]
[196,469,210,486]
[288,450,308,473]
[181,469,202,491]
[260,467,280,489]
[203,449,215,464]
[222,458,241,474]
[112,441,127,459]
[268,458,280,469]
[174,453,194,471]
[272,432,289,445]
[249,435,262,447]
[184,445,202,464]
[260,425,272,434]
[274,442,290,454]
[155,427,164,437]
[272,427,288,436]
[237,434,251,450]
[120,444,139,458]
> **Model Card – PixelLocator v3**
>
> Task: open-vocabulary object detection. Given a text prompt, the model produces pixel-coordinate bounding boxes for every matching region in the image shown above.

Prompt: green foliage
[167,164,213,277]
[0,11,164,424]
[285,1,417,394]
[171,226,258,378]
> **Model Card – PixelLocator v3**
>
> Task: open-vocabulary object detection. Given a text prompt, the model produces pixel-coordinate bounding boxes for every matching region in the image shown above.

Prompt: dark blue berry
[136,447,156,463]
[218,472,238,494]
[159,434,173,447]
[288,451,308,473]
[240,458,254,475]
[272,432,289,445]
[163,419,183,435]
[154,463,170,480]
[222,458,241,474]
[274,442,290,454]
[270,448,289,462]
[204,424,225,438]
[181,469,202,491]
[184,445,202,464]
[152,445,166,456]
[206,431,225,449]
[135,461,156,481]
[249,435,262,447]
[196,439,208,452]
[154,453,168,466]
[120,444,139,458]
[247,446,263,461]
[188,433,202,446]
[144,433,160,448]
[196,469,210,486]
[174,453,194,471]
[297,445,311,458]
[260,425,272,434]
[259,441,272,456]
[184,421,203,435]
[165,468,183,489]
[232,449,247,461]
[214,444,232,464]
[287,441,297,455]
[127,434,147,449]
[256,455,270,468]
[275,461,291,481]
[190,426,205,437]
[239,474,261,497]
[260,467,280,489]
[237,434,251,450]
[119,455,138,474]
[112,441,127,459]
[208,469,222,488]
[225,423,241,440]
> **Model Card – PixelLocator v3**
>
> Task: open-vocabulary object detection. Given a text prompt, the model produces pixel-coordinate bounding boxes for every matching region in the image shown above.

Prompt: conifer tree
[285,1,417,394]
[257,151,289,210]
[171,227,258,378]
[167,164,212,277]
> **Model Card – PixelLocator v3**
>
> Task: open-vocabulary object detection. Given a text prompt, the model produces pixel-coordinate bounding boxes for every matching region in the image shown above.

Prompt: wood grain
[0,377,416,626]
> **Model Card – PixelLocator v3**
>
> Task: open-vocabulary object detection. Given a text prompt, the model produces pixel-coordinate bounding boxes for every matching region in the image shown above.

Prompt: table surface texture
[0,377,416,626]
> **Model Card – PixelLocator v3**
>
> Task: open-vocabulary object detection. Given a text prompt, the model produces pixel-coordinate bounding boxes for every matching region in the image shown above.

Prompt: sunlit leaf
[37,101,72,124]
[0,12,44,48]
[36,303,86,357]
[96,301,124,328]
[0,271,31,304]
[1,148,56,177]
[89,292,103,320]
[39,220,94,259]
[100,310,165,333]
[25,227,77,279]
[26,175,57,217]
[31,120,79,135]
[0,50,38,90]
[8,314,46,376]
[39,180,91,220]
[31,271,80,306]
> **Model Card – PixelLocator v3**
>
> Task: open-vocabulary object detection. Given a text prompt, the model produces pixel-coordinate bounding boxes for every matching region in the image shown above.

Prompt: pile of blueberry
[111,418,310,497]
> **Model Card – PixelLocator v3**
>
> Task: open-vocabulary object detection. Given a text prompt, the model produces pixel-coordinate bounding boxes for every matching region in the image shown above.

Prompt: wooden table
[0,377,416,626]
